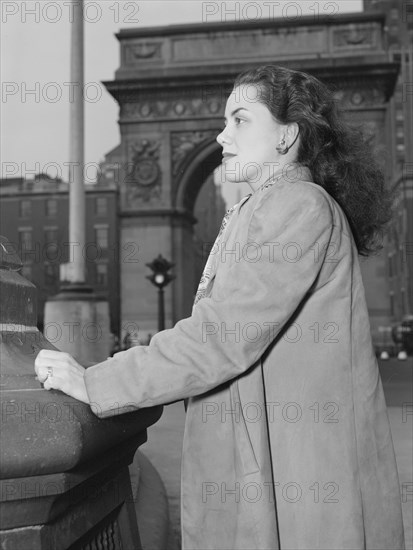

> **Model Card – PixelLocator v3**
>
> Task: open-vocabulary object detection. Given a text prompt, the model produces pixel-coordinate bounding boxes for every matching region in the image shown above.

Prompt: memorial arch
[102,13,399,341]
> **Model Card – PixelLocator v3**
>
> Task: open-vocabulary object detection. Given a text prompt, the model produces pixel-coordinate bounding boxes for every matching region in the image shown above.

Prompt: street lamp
[146,254,175,332]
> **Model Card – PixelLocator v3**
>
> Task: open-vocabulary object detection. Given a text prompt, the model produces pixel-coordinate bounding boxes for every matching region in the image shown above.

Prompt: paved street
[379,358,413,550]
[140,358,413,550]
[140,400,185,550]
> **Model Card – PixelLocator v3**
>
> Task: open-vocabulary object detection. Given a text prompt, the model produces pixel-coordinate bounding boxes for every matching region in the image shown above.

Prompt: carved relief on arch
[332,24,378,49]
[124,139,162,207]
[124,41,163,63]
[120,95,224,122]
[171,130,219,182]
[332,86,386,109]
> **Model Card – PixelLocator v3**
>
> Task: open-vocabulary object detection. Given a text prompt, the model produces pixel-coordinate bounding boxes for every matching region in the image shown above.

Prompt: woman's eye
[235,117,245,125]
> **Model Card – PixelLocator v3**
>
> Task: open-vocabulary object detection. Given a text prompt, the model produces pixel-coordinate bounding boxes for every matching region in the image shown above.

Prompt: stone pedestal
[0,237,164,549]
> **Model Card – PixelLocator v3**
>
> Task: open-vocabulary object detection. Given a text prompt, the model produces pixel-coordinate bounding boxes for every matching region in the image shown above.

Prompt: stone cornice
[104,59,399,100]
[111,13,391,87]
[115,12,386,39]
[104,61,399,124]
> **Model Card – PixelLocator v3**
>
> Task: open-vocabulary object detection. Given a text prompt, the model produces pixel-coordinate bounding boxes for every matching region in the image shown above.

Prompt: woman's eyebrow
[224,107,249,122]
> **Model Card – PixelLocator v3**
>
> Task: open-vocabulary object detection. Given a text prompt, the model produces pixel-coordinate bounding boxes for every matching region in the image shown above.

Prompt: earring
[276,138,288,155]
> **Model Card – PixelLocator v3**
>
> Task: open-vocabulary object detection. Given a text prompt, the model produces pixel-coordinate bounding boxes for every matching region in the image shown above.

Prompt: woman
[35,66,405,550]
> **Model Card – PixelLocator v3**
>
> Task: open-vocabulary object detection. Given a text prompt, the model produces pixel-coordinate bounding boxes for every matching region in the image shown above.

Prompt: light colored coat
[85,167,405,550]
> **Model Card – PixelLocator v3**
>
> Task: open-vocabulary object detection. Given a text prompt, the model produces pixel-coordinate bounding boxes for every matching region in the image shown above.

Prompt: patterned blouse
[193,170,286,305]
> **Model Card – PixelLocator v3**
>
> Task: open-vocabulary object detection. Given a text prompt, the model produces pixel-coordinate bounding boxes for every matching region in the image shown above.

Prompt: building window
[401,288,407,315]
[44,227,58,243]
[44,263,58,286]
[389,291,395,317]
[404,3,413,20]
[19,228,33,251]
[44,227,59,262]
[19,200,31,218]
[45,199,57,217]
[95,226,108,250]
[95,197,108,216]
[388,252,395,278]
[390,8,398,20]
[18,228,36,264]
[96,263,108,286]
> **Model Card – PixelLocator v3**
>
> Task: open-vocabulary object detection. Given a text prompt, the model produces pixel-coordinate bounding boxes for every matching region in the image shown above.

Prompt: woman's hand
[34,349,90,404]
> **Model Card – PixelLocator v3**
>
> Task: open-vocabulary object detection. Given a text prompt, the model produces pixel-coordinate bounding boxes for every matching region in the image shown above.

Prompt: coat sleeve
[85,183,334,417]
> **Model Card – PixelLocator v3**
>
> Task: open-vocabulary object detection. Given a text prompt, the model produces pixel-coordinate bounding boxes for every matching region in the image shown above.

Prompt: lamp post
[146,255,175,332]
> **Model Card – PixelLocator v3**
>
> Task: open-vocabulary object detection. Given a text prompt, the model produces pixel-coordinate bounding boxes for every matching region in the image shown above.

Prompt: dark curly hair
[234,65,394,256]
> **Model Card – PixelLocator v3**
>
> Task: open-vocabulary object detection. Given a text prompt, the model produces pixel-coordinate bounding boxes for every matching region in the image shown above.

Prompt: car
[392,315,413,357]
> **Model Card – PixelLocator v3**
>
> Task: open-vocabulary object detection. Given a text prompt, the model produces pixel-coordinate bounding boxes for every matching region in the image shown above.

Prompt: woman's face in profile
[217,84,285,188]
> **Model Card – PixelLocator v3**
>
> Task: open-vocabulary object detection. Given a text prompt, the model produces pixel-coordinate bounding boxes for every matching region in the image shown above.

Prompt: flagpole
[68,0,85,283]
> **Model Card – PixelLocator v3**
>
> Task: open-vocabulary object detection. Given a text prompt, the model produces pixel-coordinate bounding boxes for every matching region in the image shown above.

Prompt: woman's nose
[216,127,231,146]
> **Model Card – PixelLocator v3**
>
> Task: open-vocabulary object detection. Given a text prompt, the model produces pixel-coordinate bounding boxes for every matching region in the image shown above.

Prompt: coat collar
[238,164,314,211]
[258,163,313,192]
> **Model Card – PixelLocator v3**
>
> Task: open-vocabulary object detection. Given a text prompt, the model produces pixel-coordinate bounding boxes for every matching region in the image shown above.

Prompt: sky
[1,0,363,183]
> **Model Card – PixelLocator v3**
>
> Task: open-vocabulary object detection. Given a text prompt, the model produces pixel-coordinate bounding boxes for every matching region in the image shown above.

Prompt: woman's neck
[247,161,301,193]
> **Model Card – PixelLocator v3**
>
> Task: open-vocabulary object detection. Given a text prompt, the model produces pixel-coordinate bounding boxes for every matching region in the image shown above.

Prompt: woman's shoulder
[255,167,334,218]
[251,167,355,248]
[244,177,334,245]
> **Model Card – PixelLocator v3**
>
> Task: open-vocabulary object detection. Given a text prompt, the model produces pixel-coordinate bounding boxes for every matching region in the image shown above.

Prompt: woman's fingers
[34,350,53,382]
[42,373,56,391]
[34,355,50,383]
[35,350,82,379]
[34,350,90,404]
[35,350,81,369]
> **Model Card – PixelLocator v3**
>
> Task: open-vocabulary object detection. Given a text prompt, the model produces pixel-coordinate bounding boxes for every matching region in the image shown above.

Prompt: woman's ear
[286,122,300,149]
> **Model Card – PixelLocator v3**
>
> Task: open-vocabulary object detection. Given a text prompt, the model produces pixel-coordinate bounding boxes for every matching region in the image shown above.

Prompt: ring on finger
[46,366,53,379]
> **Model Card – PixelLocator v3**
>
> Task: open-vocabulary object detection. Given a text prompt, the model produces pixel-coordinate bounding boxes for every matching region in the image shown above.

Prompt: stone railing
[0,236,163,549]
